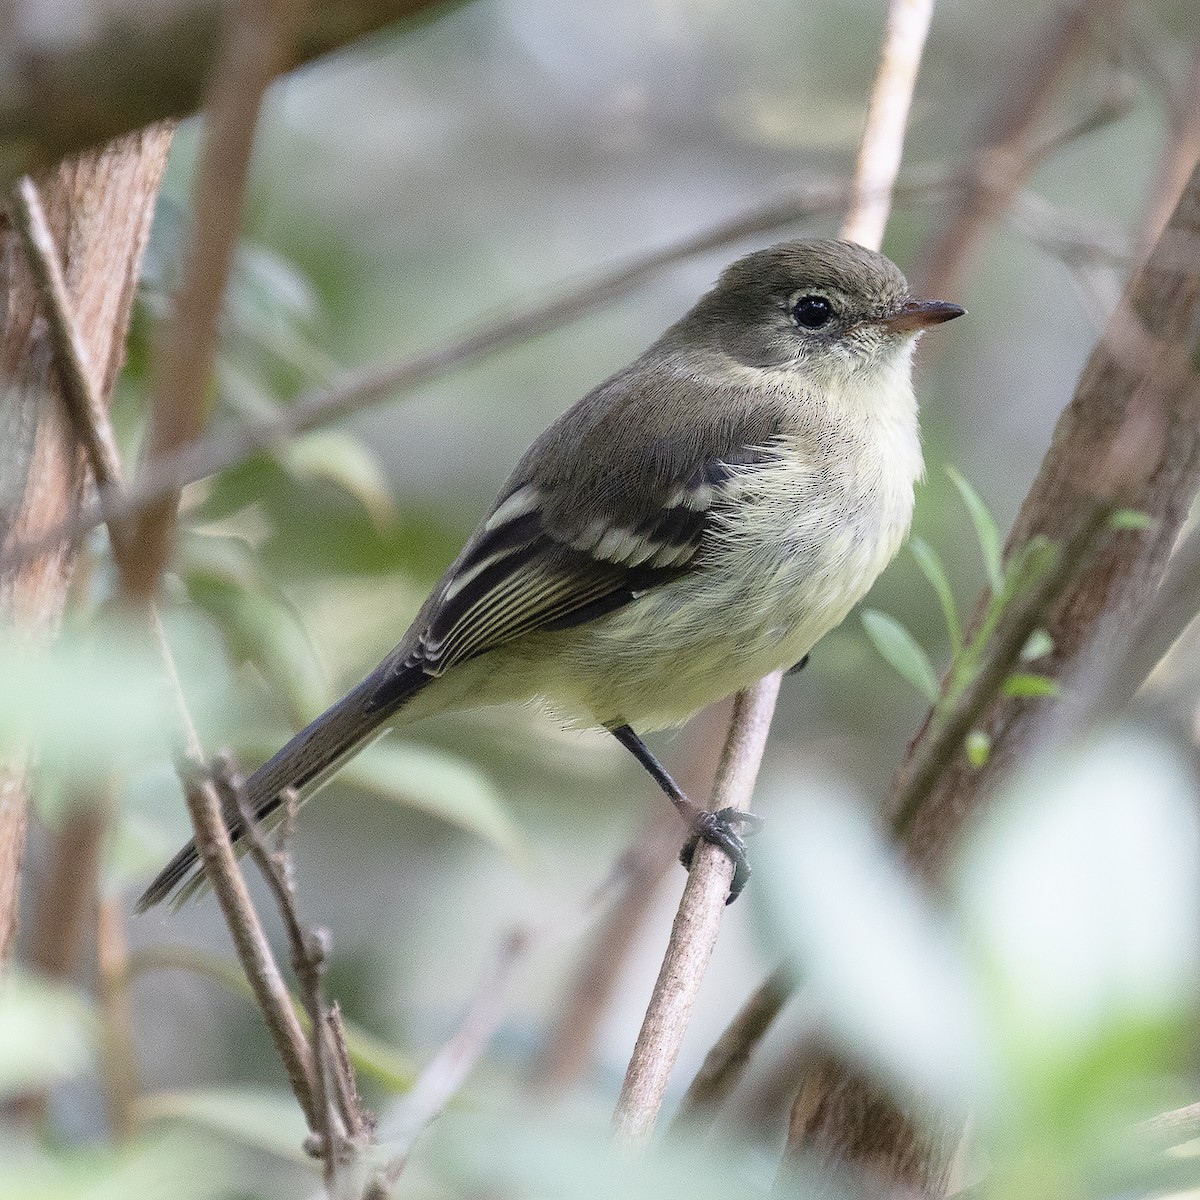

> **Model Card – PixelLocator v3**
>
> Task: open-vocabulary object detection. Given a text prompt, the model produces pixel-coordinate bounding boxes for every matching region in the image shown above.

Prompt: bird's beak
[878,299,966,333]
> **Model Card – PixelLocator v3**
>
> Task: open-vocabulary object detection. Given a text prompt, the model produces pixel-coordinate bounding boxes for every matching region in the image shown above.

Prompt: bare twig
[368,928,530,1196]
[9,177,130,496]
[177,756,320,1126]
[668,961,794,1135]
[533,701,733,1094]
[219,756,365,1175]
[124,0,300,604]
[9,13,334,1149]
[916,0,1129,299]
[611,677,781,1144]
[667,2,1147,1119]
[609,0,938,1150]
[842,0,936,250]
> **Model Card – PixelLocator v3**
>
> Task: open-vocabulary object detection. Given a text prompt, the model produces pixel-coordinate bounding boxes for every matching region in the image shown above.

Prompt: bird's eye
[791,294,834,329]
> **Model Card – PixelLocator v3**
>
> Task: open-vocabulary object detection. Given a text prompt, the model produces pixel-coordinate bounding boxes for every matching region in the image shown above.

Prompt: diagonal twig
[8,6,330,1146]
[366,927,531,1197]
[608,0,939,1149]
[122,0,301,605]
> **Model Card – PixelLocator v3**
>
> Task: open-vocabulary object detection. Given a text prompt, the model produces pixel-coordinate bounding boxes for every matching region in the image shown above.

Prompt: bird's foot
[680,807,764,903]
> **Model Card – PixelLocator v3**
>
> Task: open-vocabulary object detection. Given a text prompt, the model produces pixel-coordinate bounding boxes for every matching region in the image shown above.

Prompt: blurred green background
[7,0,1200,1196]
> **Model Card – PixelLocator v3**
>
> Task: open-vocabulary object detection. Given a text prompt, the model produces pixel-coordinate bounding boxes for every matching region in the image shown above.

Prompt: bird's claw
[680,807,763,903]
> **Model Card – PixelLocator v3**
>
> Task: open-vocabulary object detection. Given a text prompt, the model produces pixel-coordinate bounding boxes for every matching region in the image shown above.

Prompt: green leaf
[1002,673,1061,699]
[1020,628,1054,662]
[128,947,416,1092]
[1109,508,1156,532]
[861,610,940,703]
[966,730,991,767]
[0,971,96,1095]
[0,626,173,776]
[282,430,396,531]
[341,739,531,867]
[136,1088,310,1164]
[183,558,328,725]
[1,1130,235,1200]
[947,466,1004,596]
[909,538,962,654]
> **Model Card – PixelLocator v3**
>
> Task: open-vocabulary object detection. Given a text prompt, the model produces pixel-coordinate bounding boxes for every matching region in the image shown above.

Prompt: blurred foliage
[7,0,1200,1196]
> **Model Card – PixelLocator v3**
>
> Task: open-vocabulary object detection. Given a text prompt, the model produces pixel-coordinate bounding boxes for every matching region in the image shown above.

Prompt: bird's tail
[135,661,430,913]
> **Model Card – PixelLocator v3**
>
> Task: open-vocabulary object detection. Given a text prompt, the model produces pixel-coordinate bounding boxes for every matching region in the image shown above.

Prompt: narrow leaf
[966,730,991,767]
[136,1088,310,1163]
[910,537,962,654]
[1002,673,1061,699]
[947,466,1003,595]
[342,739,531,867]
[1109,508,1156,532]
[862,610,940,703]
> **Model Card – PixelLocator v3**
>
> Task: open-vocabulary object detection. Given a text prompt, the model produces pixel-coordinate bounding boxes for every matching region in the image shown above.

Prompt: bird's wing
[368,408,784,709]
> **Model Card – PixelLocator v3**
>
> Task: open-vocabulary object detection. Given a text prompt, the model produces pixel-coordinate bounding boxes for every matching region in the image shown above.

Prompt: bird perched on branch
[139,238,963,912]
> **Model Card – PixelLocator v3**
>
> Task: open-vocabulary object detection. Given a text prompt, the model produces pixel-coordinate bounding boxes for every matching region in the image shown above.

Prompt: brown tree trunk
[0,125,174,965]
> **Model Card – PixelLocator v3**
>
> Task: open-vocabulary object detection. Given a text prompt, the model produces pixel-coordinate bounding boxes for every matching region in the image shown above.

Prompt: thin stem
[123,0,299,604]
[177,757,320,1126]
[221,760,360,1175]
[611,677,781,1144]
[609,0,938,1148]
[842,0,936,250]
[668,961,794,1135]
[368,928,530,1196]
[9,12,328,1143]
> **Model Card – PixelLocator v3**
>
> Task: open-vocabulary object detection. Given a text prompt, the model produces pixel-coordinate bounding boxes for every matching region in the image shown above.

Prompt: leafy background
[6,0,1200,1196]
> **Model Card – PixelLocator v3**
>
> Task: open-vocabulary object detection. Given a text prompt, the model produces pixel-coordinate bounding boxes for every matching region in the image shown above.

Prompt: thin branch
[915,0,1129,299]
[670,2,1145,1127]
[220,758,365,1176]
[8,30,329,1146]
[177,755,320,1127]
[9,177,129,493]
[532,701,733,1094]
[222,769,342,1175]
[611,677,782,1144]
[668,961,794,1135]
[367,927,530,1197]
[609,0,938,1151]
[842,0,936,250]
[124,0,300,603]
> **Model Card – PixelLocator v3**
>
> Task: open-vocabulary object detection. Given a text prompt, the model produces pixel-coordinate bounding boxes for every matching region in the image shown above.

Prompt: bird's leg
[607,723,761,902]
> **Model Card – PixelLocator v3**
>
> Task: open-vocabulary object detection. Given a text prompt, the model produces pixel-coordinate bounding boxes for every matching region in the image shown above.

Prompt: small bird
[138,239,963,912]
